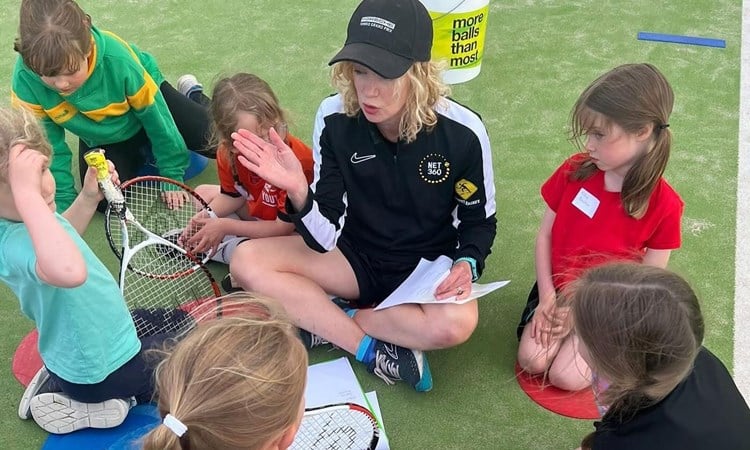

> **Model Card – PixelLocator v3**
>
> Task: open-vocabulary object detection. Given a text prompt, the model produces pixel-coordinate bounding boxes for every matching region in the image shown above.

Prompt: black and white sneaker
[367,342,433,392]
[299,329,330,350]
[176,74,203,99]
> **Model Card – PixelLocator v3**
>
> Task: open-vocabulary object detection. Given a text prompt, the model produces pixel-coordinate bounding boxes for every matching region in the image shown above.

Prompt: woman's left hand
[231,127,308,199]
[434,260,473,301]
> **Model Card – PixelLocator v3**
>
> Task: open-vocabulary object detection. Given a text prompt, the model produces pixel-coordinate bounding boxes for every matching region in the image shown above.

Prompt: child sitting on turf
[0,106,172,434]
[517,63,684,391]
[180,73,313,275]
[141,295,308,450]
[568,262,750,449]
[11,0,213,212]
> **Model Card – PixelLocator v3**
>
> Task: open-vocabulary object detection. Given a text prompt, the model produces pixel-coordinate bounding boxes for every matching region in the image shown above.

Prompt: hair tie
[163,413,188,437]
[657,123,670,130]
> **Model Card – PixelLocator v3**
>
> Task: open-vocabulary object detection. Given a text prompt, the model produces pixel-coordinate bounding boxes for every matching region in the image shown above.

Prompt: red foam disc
[12,329,42,387]
[515,361,600,419]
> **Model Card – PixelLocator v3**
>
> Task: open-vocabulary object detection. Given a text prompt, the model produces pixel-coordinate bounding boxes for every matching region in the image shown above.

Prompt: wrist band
[454,257,478,281]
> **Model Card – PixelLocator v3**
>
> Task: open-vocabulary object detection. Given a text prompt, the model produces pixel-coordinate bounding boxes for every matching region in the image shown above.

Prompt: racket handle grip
[83,149,125,205]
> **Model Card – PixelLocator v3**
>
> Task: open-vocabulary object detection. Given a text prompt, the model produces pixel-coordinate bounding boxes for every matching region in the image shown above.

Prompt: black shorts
[337,237,421,308]
[516,282,540,341]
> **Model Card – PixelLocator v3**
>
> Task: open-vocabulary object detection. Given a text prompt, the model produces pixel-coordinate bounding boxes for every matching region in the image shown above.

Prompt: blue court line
[637,31,726,48]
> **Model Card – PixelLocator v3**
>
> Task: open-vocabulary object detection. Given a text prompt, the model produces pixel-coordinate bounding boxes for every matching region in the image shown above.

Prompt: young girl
[141,295,308,450]
[182,73,314,269]
[517,63,684,391]
[569,263,750,449]
[11,0,212,211]
[0,106,171,434]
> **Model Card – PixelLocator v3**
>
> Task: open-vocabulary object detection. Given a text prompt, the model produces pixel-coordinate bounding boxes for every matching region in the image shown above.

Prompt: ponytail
[621,124,671,218]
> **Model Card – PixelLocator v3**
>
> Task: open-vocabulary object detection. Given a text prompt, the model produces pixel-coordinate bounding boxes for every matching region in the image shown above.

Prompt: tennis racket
[124,254,221,336]
[104,176,215,268]
[290,403,380,450]
[84,151,220,334]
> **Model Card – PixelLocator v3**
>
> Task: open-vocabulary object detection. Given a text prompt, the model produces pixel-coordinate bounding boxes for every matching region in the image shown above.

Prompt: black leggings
[77,80,214,185]
[46,333,176,405]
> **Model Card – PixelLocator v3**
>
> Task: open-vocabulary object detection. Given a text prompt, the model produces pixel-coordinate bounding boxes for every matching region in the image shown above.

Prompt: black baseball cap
[329,0,433,79]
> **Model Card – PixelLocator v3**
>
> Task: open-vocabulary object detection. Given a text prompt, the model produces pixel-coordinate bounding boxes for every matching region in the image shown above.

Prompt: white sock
[210,236,248,264]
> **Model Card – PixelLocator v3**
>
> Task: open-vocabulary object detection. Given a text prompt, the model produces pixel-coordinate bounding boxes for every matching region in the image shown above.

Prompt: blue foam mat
[637,31,726,48]
[42,404,160,450]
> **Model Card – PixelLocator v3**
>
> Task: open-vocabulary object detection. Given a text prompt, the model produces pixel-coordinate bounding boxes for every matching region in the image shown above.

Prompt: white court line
[734,0,750,400]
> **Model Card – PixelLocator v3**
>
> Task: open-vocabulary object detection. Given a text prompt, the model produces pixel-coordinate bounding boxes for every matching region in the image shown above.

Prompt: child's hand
[185,216,226,255]
[162,190,190,210]
[530,290,558,347]
[8,145,47,199]
[81,159,119,202]
[179,209,210,247]
[544,304,572,340]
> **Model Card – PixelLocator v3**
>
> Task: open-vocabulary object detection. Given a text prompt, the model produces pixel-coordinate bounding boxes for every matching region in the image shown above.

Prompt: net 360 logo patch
[419,153,450,184]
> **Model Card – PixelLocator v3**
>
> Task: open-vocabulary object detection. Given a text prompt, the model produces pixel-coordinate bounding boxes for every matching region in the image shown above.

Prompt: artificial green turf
[0,1,741,448]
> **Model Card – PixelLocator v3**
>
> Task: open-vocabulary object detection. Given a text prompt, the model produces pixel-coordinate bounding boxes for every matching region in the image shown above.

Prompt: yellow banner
[429,6,489,70]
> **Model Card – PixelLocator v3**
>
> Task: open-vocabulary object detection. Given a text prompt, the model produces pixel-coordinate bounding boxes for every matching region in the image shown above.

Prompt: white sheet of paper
[304,357,368,408]
[374,255,510,310]
[304,358,390,448]
[365,391,390,450]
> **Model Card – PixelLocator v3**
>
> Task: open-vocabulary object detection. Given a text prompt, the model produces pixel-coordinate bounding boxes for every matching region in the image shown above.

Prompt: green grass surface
[0,1,742,449]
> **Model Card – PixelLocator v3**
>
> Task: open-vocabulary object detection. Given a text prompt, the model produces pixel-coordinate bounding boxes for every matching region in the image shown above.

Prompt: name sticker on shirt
[572,187,600,218]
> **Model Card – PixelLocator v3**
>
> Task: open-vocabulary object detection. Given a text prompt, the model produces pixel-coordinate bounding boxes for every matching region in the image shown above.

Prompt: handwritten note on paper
[374,255,510,311]
[304,357,390,449]
[304,357,368,408]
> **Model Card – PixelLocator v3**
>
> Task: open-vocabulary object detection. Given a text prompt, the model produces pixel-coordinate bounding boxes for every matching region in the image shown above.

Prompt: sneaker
[367,342,433,392]
[176,74,203,98]
[29,393,130,434]
[330,296,359,318]
[221,273,244,293]
[18,367,55,420]
[299,329,330,350]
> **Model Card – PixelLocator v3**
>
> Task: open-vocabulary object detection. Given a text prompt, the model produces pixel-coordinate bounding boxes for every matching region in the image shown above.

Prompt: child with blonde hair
[142,295,308,450]
[517,63,684,391]
[0,106,172,434]
[568,263,750,449]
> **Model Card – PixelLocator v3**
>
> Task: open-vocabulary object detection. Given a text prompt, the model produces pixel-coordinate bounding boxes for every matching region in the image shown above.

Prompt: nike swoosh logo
[350,153,377,164]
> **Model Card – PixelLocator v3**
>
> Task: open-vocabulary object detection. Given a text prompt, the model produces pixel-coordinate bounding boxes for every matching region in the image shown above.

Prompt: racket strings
[108,178,209,262]
[123,259,219,335]
[291,407,378,450]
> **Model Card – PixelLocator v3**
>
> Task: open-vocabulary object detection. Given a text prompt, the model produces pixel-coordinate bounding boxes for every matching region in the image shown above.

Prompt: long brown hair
[570,63,674,218]
[566,263,703,449]
[141,294,308,450]
[15,0,92,77]
[209,73,288,179]
[330,60,450,143]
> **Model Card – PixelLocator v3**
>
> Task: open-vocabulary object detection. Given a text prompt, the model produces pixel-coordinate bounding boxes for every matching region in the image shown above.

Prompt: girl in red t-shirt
[182,73,314,268]
[517,63,684,391]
